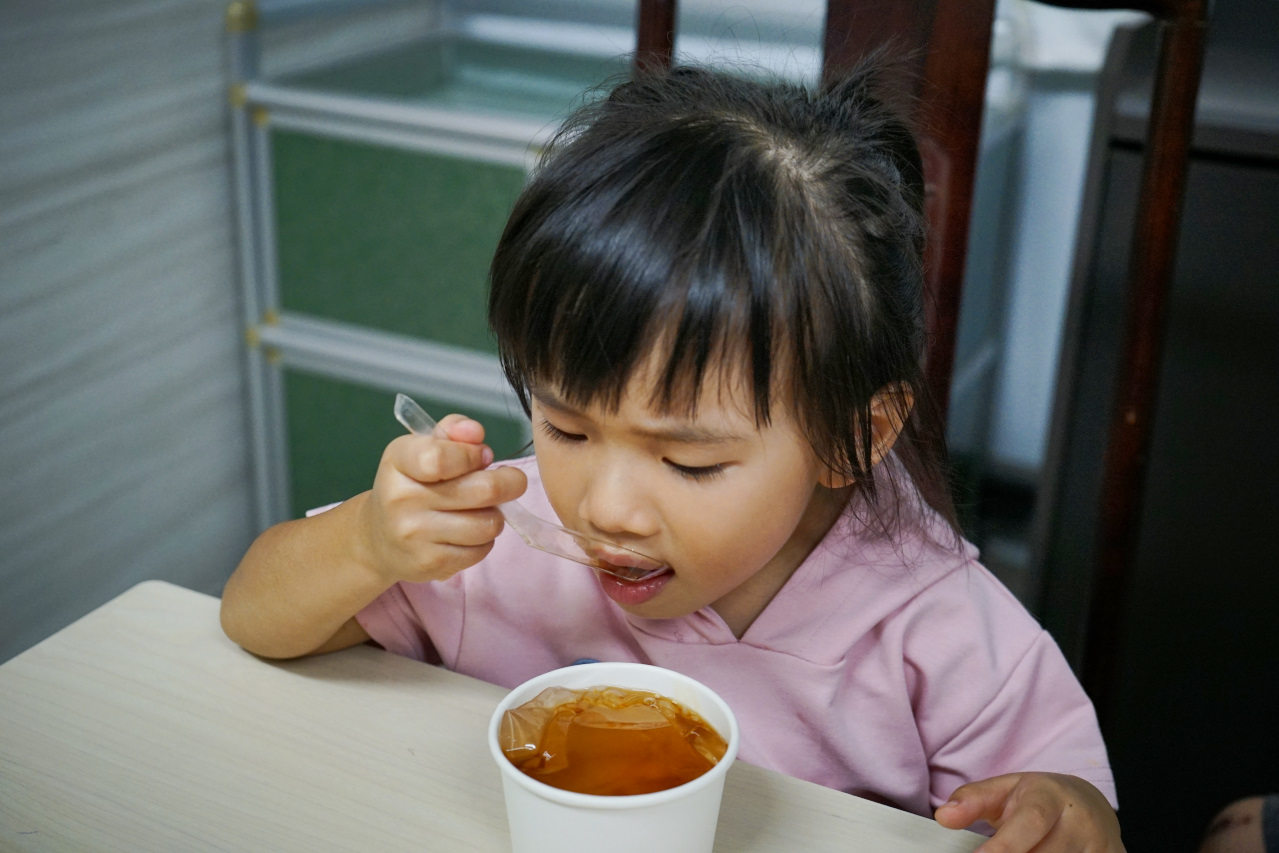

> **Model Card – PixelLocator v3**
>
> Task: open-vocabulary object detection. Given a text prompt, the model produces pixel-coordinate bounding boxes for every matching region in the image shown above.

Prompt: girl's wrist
[342,492,403,590]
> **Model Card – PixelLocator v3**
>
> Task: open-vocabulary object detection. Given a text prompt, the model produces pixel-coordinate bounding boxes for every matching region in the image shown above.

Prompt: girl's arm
[935,772,1125,853]
[219,415,527,659]
[221,493,387,659]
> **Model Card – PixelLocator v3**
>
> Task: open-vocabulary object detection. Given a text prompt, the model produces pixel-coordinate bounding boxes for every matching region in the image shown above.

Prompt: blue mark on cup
[570,658,600,666]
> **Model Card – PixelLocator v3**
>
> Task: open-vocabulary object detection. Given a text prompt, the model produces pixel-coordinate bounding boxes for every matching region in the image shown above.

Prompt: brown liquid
[500,685,728,796]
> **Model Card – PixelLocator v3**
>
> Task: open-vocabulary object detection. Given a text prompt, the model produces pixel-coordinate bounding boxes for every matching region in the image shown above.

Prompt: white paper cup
[488,662,740,853]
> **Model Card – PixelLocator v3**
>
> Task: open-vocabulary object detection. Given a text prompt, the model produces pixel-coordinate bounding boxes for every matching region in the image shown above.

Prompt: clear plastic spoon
[393,394,669,583]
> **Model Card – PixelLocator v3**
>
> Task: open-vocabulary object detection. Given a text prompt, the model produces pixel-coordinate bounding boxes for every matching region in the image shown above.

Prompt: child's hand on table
[357,414,527,585]
[935,772,1124,852]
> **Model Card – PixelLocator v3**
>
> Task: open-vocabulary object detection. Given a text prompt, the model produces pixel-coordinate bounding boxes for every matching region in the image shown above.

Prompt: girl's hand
[935,772,1124,853]
[356,414,527,585]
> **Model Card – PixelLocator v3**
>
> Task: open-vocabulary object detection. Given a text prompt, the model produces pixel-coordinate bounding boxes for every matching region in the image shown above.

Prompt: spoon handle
[393,393,439,436]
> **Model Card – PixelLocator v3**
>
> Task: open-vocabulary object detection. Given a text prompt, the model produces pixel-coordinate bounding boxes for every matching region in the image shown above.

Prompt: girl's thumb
[934,773,1025,829]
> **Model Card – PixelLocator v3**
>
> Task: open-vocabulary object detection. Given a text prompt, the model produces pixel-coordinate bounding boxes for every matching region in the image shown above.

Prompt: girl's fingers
[386,432,493,485]
[935,774,1025,829]
[378,442,528,516]
[417,507,507,549]
[937,774,1123,853]
[433,413,487,444]
[386,413,492,484]
[971,795,1061,853]
[427,464,527,509]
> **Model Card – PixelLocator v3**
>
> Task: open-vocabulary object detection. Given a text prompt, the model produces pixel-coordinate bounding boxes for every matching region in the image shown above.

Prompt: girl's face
[529,365,849,637]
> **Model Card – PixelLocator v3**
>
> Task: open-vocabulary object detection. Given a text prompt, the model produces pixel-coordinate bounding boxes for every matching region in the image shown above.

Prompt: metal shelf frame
[225,0,549,530]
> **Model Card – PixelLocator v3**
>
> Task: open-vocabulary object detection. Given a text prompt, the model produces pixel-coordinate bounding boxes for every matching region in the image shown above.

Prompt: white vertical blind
[0,0,439,662]
[0,0,255,662]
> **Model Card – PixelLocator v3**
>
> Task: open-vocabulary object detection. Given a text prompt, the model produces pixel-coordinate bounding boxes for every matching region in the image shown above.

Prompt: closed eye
[538,418,586,443]
[540,416,726,481]
[665,460,726,482]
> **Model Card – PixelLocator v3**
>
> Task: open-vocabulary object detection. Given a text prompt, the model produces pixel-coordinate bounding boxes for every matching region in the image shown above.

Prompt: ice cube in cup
[487,662,740,853]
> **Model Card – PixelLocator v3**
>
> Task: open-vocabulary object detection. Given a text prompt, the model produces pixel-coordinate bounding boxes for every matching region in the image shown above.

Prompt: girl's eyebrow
[530,388,747,445]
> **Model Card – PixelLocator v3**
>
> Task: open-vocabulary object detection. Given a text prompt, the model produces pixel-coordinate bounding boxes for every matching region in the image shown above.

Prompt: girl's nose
[577,462,660,541]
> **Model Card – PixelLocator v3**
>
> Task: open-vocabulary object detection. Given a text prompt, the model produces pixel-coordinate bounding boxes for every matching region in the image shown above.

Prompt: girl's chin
[594,567,675,608]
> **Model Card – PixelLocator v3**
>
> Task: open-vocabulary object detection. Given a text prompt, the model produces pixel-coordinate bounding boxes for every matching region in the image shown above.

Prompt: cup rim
[488,662,740,810]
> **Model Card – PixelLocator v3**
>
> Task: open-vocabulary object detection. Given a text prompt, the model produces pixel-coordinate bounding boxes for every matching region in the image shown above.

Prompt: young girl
[222,63,1124,852]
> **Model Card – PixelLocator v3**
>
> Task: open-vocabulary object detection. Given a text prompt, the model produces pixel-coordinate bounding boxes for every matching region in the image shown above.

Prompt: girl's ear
[868,383,914,467]
[818,384,915,488]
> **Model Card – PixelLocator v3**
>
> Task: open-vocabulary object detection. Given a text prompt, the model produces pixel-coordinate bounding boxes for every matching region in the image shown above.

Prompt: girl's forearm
[220,493,389,659]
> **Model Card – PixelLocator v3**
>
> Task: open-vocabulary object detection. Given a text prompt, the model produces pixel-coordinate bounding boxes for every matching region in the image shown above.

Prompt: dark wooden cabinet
[1034,7,1279,850]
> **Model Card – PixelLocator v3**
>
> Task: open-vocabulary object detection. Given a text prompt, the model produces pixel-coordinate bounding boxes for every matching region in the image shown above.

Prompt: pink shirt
[355,456,1115,817]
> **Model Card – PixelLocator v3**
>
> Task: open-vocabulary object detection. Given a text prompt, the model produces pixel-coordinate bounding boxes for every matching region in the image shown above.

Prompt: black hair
[489,61,958,537]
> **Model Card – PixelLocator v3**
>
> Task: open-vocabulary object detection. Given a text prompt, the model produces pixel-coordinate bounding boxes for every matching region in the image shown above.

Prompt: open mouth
[583,546,667,582]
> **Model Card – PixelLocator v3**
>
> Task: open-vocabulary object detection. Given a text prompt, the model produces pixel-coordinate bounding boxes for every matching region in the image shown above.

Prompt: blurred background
[1,1,1275,850]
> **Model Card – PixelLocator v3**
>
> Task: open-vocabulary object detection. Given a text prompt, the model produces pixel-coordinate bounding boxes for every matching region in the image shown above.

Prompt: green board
[285,369,531,519]
[273,130,528,352]
[278,36,630,121]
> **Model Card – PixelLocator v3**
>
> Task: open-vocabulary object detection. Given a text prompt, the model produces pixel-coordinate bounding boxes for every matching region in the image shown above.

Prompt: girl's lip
[595,567,674,606]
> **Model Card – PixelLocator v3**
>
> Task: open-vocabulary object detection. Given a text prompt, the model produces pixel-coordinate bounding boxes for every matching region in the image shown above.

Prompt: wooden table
[0,581,983,851]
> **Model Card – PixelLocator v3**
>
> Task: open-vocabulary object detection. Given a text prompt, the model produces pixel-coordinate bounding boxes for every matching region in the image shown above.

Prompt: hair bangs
[490,120,790,425]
